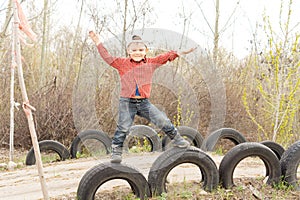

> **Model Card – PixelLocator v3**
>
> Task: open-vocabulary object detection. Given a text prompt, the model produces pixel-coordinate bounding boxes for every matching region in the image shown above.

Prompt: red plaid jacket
[97,43,179,98]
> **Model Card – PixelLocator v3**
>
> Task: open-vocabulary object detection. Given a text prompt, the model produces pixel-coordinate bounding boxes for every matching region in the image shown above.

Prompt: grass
[75,147,107,158]
[83,178,300,200]
[128,136,152,153]
[40,152,61,163]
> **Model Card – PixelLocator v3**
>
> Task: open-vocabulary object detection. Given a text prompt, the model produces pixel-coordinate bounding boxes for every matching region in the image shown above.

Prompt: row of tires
[25,125,283,165]
[77,141,300,200]
[25,126,300,198]
[25,125,243,165]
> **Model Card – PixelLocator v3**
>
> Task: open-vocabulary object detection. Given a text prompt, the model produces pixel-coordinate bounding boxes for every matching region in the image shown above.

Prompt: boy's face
[127,42,147,62]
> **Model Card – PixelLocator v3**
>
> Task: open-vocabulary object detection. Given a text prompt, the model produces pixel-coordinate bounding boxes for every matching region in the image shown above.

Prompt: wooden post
[12,0,49,199]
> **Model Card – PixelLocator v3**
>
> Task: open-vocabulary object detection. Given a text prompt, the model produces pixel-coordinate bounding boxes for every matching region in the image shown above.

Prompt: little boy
[89,31,196,163]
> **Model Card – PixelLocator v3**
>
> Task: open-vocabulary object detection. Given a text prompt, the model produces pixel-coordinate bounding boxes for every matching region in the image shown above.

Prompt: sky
[1,0,300,59]
[151,0,300,58]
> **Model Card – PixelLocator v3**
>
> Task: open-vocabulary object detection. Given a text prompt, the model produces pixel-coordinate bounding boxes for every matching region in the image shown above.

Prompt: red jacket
[97,43,179,98]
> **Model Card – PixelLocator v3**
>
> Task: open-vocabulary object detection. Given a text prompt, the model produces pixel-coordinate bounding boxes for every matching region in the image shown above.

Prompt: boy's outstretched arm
[89,31,101,46]
[178,46,197,56]
[88,30,125,69]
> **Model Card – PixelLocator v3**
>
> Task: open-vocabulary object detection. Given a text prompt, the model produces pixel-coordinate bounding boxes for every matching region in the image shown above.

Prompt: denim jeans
[112,97,177,147]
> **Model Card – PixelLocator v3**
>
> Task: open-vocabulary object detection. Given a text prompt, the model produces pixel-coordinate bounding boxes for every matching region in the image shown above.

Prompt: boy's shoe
[111,146,122,163]
[172,133,190,148]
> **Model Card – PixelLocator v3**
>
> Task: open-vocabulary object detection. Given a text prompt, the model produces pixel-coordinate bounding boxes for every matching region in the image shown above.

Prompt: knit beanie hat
[127,35,147,48]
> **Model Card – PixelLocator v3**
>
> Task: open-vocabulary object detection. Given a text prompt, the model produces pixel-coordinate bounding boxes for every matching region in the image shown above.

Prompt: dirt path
[0,151,266,200]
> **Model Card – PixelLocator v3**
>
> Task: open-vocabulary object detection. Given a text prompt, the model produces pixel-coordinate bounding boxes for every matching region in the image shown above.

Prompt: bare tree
[194,0,240,64]
[121,0,128,54]
[63,0,85,88]
[39,0,49,85]
[86,0,154,56]
[213,0,220,64]
[0,0,13,38]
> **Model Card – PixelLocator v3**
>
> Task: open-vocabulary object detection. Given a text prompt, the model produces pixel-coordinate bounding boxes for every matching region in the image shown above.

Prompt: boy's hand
[89,31,101,46]
[178,46,197,55]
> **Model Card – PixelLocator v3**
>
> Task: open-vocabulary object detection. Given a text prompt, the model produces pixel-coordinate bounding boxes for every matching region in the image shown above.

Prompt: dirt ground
[0,148,299,200]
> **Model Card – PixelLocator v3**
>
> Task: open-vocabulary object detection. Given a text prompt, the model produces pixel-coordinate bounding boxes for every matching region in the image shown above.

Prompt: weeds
[128,136,152,153]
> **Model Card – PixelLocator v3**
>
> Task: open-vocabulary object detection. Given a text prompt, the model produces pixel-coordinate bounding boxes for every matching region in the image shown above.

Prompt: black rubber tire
[280,140,300,190]
[201,128,247,151]
[261,140,285,160]
[148,146,219,196]
[219,142,281,189]
[77,162,151,200]
[260,140,285,176]
[162,126,204,150]
[25,140,70,165]
[70,129,112,158]
[123,125,162,152]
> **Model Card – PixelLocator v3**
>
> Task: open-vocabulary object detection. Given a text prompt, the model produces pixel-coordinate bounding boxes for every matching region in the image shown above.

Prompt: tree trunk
[9,30,16,164]
[213,0,220,65]
[122,0,128,56]
[40,0,48,86]
[0,0,13,37]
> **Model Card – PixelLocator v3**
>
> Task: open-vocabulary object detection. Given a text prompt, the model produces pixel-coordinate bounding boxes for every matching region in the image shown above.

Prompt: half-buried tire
[25,140,70,165]
[123,125,161,152]
[280,140,300,190]
[77,162,151,200]
[70,129,112,158]
[162,126,204,150]
[260,140,285,160]
[260,140,285,176]
[148,147,219,196]
[219,142,281,189]
[201,128,247,151]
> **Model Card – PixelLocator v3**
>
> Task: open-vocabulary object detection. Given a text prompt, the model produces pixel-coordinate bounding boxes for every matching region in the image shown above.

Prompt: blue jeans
[112,97,177,147]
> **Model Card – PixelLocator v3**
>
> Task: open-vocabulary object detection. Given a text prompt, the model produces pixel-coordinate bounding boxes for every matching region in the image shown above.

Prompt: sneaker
[111,145,122,163]
[172,133,190,148]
